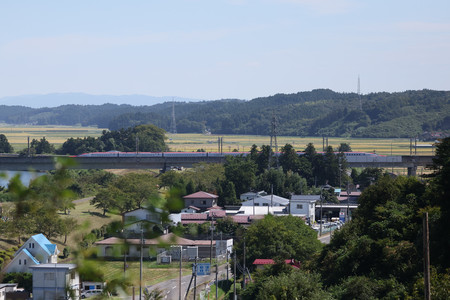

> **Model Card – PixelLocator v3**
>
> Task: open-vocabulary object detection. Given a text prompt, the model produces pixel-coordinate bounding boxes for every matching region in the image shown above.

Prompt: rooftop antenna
[268,112,279,169]
[358,75,362,111]
[170,100,177,134]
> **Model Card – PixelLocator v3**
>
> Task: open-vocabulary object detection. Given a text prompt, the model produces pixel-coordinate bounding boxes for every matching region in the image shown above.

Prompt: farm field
[0,124,435,156]
[166,133,435,156]
[0,124,105,151]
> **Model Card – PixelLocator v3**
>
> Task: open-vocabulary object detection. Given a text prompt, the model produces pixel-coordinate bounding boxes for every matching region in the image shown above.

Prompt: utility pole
[243,237,246,289]
[269,113,279,169]
[233,251,237,300]
[319,188,323,236]
[179,246,182,300]
[215,262,218,300]
[423,212,431,300]
[171,101,177,134]
[139,228,143,300]
[210,218,214,266]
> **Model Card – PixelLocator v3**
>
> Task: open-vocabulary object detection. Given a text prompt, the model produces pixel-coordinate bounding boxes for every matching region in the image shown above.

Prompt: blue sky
[1,0,449,101]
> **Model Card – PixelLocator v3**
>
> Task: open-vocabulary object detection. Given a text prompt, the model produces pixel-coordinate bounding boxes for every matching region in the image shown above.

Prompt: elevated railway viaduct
[0,155,434,176]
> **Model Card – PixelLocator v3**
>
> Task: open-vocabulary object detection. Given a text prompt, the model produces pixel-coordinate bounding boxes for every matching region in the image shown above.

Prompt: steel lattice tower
[358,75,362,111]
[269,113,279,169]
[170,101,177,134]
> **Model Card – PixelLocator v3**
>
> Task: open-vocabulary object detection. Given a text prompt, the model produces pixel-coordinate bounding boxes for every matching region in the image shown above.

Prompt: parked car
[81,289,103,298]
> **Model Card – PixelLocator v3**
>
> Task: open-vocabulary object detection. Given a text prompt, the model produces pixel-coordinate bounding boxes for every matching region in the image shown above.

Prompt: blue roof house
[4,234,60,273]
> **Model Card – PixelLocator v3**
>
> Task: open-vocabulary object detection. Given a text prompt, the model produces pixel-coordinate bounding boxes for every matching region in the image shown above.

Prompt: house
[123,207,163,234]
[183,191,218,211]
[95,232,232,259]
[289,195,319,223]
[181,206,201,213]
[239,191,267,201]
[253,259,301,270]
[241,194,289,207]
[29,263,80,300]
[4,234,59,273]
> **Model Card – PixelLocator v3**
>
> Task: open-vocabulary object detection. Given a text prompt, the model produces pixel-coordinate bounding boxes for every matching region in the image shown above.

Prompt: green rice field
[0,124,435,156]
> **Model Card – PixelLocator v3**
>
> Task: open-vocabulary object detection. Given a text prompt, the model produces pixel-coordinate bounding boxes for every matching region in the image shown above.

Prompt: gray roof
[29,263,77,270]
[290,195,320,201]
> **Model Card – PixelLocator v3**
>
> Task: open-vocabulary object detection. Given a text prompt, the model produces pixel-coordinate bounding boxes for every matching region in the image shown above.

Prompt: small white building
[30,263,80,300]
[241,194,289,207]
[0,283,20,300]
[289,195,319,223]
[4,234,59,273]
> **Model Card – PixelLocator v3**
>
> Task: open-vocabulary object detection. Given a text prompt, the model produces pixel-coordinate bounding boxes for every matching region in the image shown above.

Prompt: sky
[1,0,449,101]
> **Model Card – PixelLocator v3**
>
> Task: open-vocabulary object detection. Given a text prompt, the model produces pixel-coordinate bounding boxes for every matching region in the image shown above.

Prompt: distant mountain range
[0,93,204,108]
[0,89,449,138]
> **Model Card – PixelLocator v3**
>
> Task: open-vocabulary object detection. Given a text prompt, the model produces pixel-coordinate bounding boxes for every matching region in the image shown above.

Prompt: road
[146,264,230,300]
[318,233,331,244]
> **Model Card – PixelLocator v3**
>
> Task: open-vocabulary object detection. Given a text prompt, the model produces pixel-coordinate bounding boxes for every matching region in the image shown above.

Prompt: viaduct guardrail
[0,155,435,174]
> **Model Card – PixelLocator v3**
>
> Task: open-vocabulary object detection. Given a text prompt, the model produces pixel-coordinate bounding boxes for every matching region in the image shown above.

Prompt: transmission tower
[358,75,362,111]
[269,113,279,169]
[170,101,177,134]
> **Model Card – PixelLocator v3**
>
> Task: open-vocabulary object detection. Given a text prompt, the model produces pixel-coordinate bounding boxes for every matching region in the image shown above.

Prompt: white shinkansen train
[76,150,399,162]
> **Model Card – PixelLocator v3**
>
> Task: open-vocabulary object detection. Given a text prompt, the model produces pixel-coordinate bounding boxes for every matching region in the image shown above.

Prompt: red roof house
[183,191,219,211]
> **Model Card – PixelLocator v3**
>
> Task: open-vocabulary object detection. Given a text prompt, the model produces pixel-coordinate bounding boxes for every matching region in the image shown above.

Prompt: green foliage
[242,269,332,300]
[58,124,167,155]
[30,137,55,154]
[62,247,71,258]
[0,134,13,153]
[216,216,241,236]
[2,272,33,293]
[238,215,322,269]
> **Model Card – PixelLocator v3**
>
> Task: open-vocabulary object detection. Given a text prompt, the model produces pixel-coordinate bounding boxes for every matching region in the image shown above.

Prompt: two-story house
[183,191,218,211]
[4,234,59,273]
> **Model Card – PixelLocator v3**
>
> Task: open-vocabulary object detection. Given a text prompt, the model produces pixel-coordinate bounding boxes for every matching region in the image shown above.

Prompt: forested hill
[0,89,449,138]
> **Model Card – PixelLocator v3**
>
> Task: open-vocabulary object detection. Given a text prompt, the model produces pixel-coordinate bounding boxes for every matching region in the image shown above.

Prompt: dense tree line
[1,89,449,138]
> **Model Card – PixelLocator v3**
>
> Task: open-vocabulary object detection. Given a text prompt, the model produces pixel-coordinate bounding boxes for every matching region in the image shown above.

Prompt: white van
[81,289,103,298]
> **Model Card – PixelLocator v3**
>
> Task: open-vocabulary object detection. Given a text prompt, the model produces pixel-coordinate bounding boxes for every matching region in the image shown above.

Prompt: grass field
[0,124,435,156]
[0,198,121,253]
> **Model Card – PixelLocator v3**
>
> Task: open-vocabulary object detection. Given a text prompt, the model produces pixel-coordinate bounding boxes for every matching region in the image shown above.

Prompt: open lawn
[0,198,121,255]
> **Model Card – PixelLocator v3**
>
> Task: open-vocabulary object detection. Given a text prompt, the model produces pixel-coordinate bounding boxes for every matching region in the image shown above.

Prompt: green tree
[337,143,352,152]
[242,269,333,300]
[30,137,55,154]
[91,188,116,216]
[279,143,300,173]
[0,134,13,153]
[238,215,322,269]
[219,181,238,206]
[224,156,257,197]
